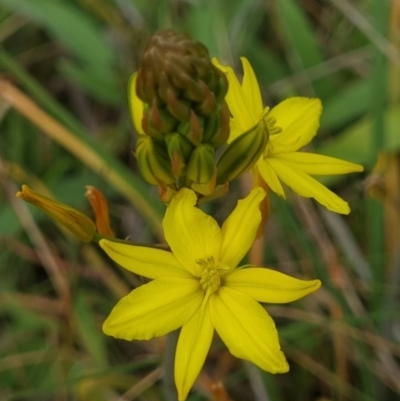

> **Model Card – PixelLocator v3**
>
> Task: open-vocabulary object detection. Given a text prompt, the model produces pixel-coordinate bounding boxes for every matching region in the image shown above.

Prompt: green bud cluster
[132,30,269,201]
[134,30,229,193]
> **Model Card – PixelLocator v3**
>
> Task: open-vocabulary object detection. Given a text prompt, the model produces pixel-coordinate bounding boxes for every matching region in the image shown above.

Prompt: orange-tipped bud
[85,186,115,237]
[165,133,193,177]
[16,185,96,242]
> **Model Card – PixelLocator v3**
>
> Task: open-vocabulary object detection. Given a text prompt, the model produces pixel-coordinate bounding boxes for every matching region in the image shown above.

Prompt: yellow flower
[213,58,364,214]
[100,188,321,400]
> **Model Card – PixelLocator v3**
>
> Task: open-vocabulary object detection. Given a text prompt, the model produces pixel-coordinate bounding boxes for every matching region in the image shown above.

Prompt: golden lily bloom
[213,58,364,214]
[100,188,321,400]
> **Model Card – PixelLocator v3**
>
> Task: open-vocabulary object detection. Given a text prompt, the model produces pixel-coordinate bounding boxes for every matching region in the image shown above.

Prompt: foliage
[0,0,399,400]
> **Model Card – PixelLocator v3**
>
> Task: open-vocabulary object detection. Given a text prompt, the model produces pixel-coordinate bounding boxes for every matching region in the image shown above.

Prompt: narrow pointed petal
[229,118,244,142]
[268,158,351,214]
[103,277,203,340]
[224,268,321,303]
[274,152,364,175]
[99,239,190,279]
[175,308,214,401]
[257,160,286,199]
[220,187,265,268]
[212,58,257,133]
[268,98,322,152]
[210,287,289,373]
[128,73,145,135]
[240,57,263,119]
[164,189,222,276]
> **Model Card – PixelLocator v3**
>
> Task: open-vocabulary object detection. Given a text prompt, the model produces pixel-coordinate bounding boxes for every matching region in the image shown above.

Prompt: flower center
[196,255,228,294]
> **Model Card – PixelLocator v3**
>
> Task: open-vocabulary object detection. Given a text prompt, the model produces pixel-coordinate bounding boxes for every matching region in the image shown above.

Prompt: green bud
[136,135,175,185]
[136,69,156,105]
[216,121,269,185]
[177,110,204,146]
[213,73,229,102]
[142,99,177,140]
[183,79,208,103]
[165,88,191,122]
[186,143,215,184]
[203,103,230,147]
[165,133,193,177]
[195,84,217,116]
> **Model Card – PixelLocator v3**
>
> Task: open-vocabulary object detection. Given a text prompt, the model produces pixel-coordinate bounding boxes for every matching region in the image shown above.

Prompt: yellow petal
[256,161,286,199]
[273,152,364,175]
[210,287,289,373]
[99,239,190,279]
[212,58,257,134]
[267,158,351,214]
[229,118,244,142]
[240,57,263,120]
[103,277,203,340]
[175,308,214,401]
[163,189,222,277]
[128,72,145,135]
[268,98,322,152]
[224,268,321,303]
[220,187,265,268]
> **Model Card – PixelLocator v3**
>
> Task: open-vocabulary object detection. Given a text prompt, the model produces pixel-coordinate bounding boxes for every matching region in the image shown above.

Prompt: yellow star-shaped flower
[214,57,364,214]
[100,187,320,400]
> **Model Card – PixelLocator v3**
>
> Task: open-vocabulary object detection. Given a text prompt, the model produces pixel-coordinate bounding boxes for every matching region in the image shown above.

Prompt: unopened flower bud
[165,133,193,177]
[203,104,230,147]
[85,186,115,237]
[16,185,96,242]
[141,99,177,140]
[136,135,175,185]
[216,121,269,185]
[176,110,204,146]
[186,144,215,184]
[129,30,232,199]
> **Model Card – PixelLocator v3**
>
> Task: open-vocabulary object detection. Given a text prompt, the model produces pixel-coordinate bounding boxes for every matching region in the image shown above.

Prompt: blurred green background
[1,0,399,400]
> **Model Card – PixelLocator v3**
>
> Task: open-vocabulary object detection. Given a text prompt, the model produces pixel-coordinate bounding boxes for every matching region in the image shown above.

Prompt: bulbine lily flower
[100,187,320,400]
[213,58,364,214]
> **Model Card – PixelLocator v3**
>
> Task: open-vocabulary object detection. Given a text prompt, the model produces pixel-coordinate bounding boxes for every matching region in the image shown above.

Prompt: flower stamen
[196,256,229,294]
[265,116,282,136]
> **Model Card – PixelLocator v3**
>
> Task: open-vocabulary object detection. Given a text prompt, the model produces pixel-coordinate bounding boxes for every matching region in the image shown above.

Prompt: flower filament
[260,112,281,159]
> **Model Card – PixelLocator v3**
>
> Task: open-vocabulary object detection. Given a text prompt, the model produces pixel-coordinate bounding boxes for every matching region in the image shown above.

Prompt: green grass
[1,0,400,400]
